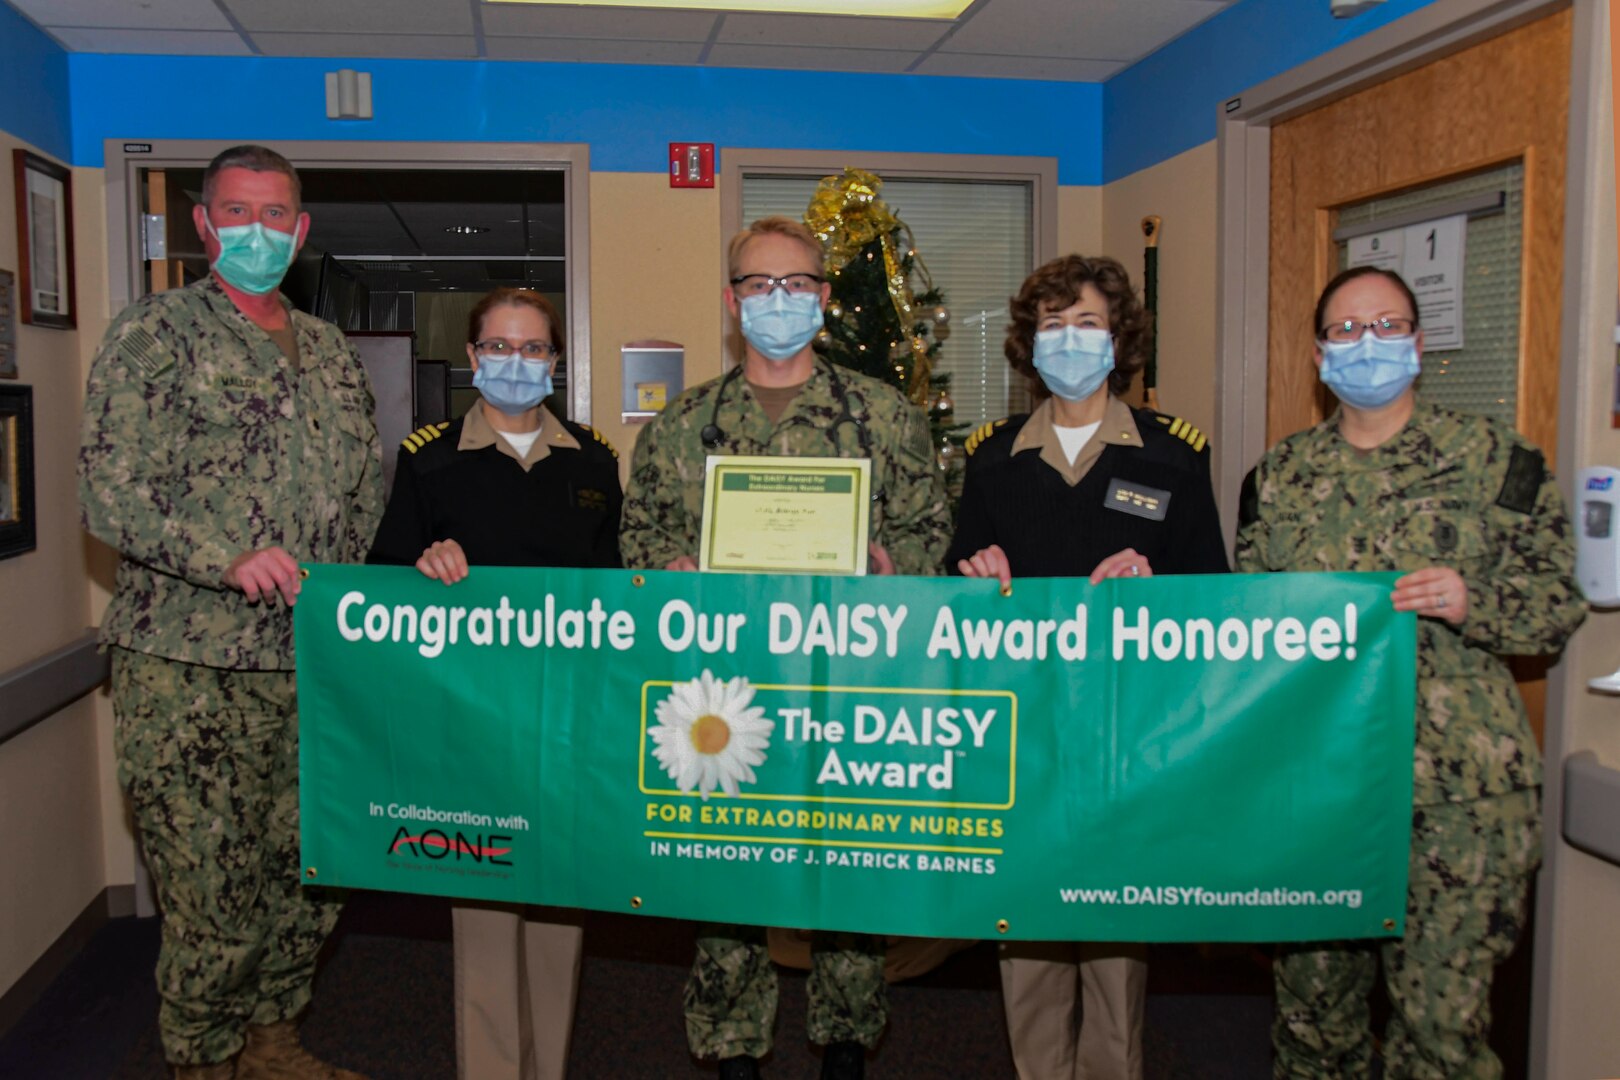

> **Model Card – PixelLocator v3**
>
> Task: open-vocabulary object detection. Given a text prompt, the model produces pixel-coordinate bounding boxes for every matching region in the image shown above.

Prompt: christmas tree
[803,169,968,484]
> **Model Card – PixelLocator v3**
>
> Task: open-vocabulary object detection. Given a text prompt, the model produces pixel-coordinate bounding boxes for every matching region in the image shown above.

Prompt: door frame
[102,139,596,423]
[1214,3,1607,1077]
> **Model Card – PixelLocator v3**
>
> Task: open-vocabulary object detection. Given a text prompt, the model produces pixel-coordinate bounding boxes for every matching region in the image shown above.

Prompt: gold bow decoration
[803,167,940,404]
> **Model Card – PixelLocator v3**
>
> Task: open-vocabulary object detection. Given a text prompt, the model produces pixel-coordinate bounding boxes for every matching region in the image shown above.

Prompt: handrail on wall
[1563,751,1620,868]
[0,630,109,747]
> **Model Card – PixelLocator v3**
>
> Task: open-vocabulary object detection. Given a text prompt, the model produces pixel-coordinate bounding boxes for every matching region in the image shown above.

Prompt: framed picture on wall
[0,384,35,559]
[12,150,76,330]
[0,269,16,378]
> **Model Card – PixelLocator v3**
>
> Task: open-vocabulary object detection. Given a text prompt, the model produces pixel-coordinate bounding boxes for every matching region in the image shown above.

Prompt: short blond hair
[726,216,825,279]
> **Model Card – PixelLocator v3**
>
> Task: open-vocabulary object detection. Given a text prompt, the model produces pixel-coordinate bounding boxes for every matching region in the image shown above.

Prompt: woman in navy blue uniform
[946,255,1226,1080]
[367,287,620,1080]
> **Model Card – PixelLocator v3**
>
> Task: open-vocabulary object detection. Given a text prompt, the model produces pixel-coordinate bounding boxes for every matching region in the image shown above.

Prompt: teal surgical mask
[739,289,823,362]
[1318,332,1420,410]
[473,355,554,415]
[205,217,299,295]
[1033,326,1115,401]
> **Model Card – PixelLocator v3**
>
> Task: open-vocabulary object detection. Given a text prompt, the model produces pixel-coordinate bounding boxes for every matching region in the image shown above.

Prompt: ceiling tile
[717,12,949,50]
[47,26,252,54]
[253,32,480,58]
[481,3,718,40]
[222,0,473,35]
[13,0,233,30]
[484,36,707,63]
[942,0,1228,63]
[913,51,1122,80]
[704,42,917,74]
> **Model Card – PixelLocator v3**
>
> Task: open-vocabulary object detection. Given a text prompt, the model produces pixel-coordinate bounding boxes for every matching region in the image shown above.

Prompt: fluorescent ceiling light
[487,0,971,17]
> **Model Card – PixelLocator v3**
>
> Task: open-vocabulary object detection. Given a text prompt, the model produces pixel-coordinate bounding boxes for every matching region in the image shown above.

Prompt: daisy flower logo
[649,670,774,800]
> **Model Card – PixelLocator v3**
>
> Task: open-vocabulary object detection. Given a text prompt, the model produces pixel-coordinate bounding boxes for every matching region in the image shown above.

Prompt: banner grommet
[1383,918,1396,931]
[299,568,310,580]
[999,584,1012,598]
[305,867,317,879]
[996,919,1009,934]
[632,574,646,587]
[630,896,643,908]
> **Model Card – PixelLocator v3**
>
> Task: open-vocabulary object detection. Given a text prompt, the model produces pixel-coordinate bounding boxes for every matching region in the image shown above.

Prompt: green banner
[297,567,1415,942]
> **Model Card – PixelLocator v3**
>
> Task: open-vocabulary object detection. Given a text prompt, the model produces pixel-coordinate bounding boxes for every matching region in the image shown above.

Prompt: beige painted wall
[1101,142,1220,443]
[0,129,108,997]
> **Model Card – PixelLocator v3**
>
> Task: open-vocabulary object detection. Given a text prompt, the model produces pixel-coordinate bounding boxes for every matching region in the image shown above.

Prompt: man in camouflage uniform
[78,146,382,1080]
[621,216,951,1079]
[1234,266,1585,1078]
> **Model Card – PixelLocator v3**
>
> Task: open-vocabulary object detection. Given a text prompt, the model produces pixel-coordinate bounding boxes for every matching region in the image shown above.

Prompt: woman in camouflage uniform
[1235,266,1586,1078]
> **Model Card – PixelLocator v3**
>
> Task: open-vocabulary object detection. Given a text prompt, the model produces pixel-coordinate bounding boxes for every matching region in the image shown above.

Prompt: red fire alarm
[669,143,715,188]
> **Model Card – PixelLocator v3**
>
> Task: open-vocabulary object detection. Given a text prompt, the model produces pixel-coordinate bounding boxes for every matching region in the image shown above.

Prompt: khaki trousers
[999,942,1147,1080]
[453,902,584,1080]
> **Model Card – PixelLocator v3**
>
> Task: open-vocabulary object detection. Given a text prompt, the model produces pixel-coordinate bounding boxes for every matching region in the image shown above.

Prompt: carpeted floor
[1,893,1276,1079]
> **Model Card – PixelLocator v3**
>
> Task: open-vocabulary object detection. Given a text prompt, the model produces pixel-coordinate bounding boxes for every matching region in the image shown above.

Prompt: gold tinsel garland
[804,167,939,404]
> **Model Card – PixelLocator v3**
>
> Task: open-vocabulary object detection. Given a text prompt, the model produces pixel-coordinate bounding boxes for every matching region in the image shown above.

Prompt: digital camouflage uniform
[78,275,383,1066]
[1234,403,1585,1080]
[621,359,952,1059]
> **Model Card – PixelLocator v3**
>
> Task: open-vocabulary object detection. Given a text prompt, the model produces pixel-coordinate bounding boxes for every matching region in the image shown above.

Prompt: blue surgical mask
[739,289,824,363]
[1033,326,1115,401]
[205,218,298,295]
[1318,332,1420,410]
[473,355,554,415]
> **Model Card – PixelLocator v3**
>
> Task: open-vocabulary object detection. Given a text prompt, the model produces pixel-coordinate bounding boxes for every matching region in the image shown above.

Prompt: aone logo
[387,826,514,865]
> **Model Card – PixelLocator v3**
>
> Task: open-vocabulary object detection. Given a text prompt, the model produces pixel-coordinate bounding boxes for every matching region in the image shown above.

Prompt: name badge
[1104,479,1170,521]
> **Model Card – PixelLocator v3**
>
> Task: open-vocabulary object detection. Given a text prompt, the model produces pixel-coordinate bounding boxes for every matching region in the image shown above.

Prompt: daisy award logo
[648,670,775,800]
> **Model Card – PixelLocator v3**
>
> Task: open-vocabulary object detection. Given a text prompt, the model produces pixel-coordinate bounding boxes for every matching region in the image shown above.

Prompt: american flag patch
[119,325,173,378]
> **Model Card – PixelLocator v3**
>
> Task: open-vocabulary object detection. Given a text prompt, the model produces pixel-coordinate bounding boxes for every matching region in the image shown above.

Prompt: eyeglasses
[729,273,825,297]
[1318,317,1416,343]
[474,339,558,362]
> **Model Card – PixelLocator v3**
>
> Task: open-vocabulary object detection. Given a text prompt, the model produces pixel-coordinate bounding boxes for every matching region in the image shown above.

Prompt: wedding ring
[1129,565,1140,577]
[1436,595,1447,609]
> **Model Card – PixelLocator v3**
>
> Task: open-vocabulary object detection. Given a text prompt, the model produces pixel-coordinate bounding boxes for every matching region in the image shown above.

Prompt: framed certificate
[699,455,871,575]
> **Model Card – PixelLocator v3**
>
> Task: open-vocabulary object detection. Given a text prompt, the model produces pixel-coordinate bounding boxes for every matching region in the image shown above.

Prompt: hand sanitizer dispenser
[1577,466,1620,607]
[1576,466,1620,693]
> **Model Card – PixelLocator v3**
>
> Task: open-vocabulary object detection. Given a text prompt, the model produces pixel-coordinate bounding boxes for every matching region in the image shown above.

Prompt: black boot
[718,1055,760,1080]
[820,1041,865,1080]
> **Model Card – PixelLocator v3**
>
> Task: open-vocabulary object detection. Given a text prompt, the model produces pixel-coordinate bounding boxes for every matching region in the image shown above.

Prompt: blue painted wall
[66,54,1104,181]
[1103,0,1443,182]
[0,2,72,163]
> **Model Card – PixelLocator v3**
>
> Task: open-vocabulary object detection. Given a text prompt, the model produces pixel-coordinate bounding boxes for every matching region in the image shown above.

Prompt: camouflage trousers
[685,924,888,1059]
[1272,787,1540,1079]
[112,648,343,1066]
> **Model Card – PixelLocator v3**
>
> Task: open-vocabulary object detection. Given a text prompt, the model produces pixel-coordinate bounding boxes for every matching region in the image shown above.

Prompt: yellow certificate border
[637,680,1018,811]
[699,455,871,575]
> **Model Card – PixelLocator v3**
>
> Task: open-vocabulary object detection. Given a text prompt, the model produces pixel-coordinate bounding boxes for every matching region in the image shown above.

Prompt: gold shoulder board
[579,424,619,459]
[965,418,1009,457]
[401,422,451,454]
[1155,414,1208,454]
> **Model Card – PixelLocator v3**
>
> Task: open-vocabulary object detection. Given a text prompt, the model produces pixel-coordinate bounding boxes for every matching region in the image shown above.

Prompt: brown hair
[727,216,825,279]
[1005,254,1151,399]
[202,145,302,207]
[467,288,565,355]
[1313,266,1421,338]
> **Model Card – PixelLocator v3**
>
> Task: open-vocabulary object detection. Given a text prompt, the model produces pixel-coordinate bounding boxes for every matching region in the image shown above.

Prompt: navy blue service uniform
[947,394,1226,1080]
[367,404,621,570]
[946,395,1229,577]
[366,401,620,1080]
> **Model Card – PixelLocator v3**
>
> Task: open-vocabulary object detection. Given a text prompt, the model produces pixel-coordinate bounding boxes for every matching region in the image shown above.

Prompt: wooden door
[142,169,205,294]
[1267,9,1572,744]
